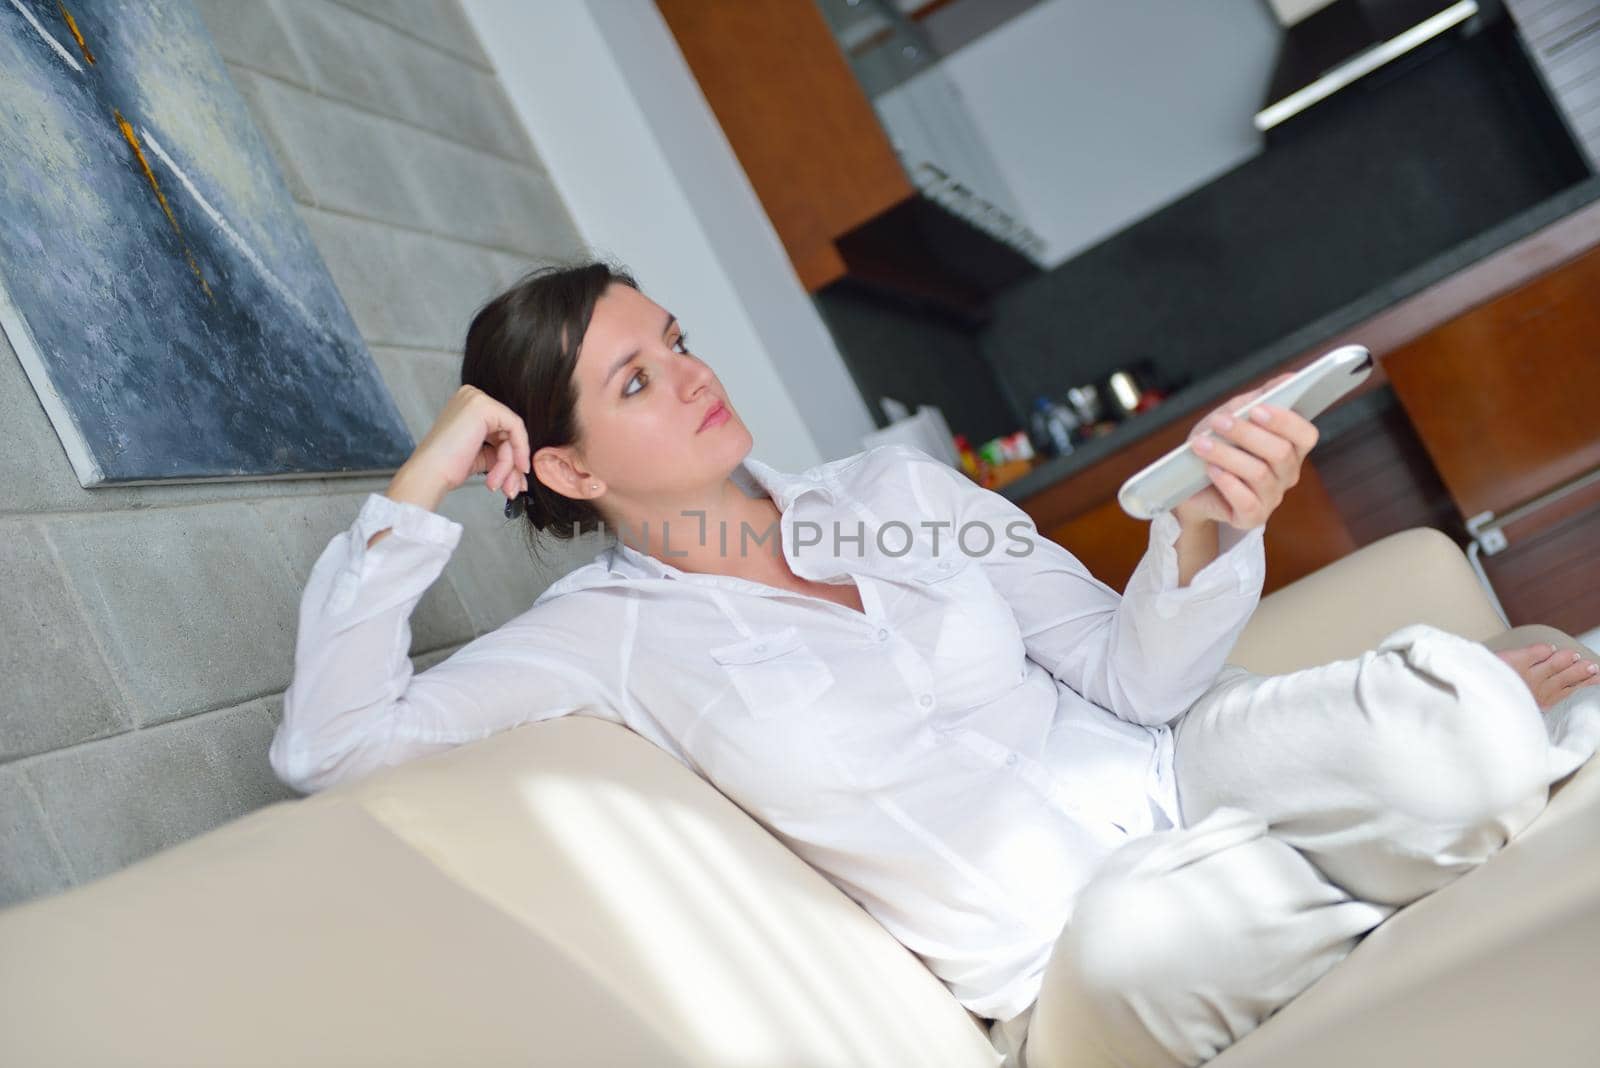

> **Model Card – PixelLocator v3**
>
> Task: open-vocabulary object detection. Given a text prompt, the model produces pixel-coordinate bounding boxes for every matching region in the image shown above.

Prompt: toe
[1532,649,1578,682]
[1497,643,1554,670]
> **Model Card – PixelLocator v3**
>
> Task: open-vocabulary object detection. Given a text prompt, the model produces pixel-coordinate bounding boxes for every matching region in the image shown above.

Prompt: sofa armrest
[1207,723,1600,1067]
[1228,527,1505,676]
[0,717,1003,1067]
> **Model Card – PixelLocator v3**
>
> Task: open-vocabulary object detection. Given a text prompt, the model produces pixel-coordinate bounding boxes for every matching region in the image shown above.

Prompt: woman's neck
[613,483,793,584]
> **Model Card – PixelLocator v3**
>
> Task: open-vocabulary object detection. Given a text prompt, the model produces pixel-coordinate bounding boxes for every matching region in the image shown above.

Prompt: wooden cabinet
[655,0,914,291]
[1382,242,1600,522]
[1382,241,1600,633]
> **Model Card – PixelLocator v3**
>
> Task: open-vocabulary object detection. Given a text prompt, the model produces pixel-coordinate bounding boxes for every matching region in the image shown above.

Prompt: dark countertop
[1000,173,1600,504]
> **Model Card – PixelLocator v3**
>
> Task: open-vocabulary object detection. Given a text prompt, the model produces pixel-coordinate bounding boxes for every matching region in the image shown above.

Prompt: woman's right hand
[375,387,532,540]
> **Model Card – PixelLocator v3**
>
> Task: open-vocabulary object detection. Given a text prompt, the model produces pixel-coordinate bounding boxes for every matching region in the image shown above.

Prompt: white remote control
[1117,344,1373,520]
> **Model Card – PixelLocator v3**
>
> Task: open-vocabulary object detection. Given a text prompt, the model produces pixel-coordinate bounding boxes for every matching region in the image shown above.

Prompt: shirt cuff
[352,492,464,555]
[1148,510,1265,611]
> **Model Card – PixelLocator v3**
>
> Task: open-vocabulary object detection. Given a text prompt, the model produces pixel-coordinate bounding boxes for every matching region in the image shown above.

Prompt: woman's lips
[698,401,729,431]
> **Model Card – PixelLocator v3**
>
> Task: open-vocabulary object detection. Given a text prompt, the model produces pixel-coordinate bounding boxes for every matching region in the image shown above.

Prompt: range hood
[1255,0,1481,131]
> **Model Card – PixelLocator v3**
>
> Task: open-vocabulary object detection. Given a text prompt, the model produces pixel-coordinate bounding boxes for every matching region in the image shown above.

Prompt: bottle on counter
[1065,384,1103,428]
[1030,396,1080,458]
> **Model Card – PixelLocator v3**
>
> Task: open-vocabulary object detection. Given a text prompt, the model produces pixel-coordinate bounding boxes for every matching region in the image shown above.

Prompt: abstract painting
[0,0,413,485]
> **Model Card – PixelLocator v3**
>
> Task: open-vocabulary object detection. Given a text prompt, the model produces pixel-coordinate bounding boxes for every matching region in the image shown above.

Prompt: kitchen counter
[1000,173,1600,503]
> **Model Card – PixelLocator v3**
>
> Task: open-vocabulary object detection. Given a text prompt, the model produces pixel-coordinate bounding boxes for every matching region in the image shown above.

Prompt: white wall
[458,0,877,472]
[939,0,1282,267]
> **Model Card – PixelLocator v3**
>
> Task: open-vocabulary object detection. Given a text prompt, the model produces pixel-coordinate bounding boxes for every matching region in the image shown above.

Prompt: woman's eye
[622,334,691,398]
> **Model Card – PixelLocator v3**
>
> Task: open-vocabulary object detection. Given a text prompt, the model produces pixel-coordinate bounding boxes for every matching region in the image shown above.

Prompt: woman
[272,262,1600,1067]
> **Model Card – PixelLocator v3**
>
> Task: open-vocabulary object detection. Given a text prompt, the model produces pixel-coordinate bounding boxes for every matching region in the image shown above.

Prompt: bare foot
[1494,643,1600,711]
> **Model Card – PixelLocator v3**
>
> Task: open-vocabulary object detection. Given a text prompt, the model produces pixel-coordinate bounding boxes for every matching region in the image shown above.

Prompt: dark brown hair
[461,260,638,546]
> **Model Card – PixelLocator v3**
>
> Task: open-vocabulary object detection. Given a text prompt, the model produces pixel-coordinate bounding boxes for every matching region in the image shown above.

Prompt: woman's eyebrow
[602,313,678,387]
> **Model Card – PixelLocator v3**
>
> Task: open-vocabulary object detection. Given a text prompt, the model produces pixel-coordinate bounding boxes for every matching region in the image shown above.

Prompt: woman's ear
[532,445,602,500]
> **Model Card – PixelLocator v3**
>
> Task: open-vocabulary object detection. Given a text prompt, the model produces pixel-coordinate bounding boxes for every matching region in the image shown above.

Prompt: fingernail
[1588,663,1598,675]
[1194,437,1214,451]
[1212,414,1233,430]
[1250,407,1272,424]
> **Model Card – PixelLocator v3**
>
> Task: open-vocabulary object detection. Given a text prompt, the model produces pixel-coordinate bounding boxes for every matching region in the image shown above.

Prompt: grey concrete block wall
[0,522,133,763]
[20,698,296,891]
[0,770,74,903]
[0,0,590,908]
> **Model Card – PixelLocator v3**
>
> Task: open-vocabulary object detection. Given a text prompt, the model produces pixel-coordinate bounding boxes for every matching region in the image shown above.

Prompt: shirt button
[876,628,889,642]
[918,694,933,708]
[1005,753,1019,768]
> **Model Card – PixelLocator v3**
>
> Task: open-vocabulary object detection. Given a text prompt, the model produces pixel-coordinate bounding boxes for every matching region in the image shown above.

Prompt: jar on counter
[1030,396,1080,457]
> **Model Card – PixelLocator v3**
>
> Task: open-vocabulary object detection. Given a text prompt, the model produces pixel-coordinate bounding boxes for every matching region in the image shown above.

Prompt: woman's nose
[675,352,715,398]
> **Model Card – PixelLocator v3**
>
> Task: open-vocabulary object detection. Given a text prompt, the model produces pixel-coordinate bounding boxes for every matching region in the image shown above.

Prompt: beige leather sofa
[1,527,1596,1067]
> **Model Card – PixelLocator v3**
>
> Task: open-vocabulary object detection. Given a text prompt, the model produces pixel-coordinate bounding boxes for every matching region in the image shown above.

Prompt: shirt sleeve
[897,445,1265,728]
[269,492,624,795]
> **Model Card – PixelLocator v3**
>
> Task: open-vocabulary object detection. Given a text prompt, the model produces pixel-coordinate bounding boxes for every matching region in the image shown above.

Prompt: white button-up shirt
[272,443,1265,1021]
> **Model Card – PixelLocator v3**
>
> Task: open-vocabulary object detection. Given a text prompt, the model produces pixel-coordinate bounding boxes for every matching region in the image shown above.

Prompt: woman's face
[563,281,751,510]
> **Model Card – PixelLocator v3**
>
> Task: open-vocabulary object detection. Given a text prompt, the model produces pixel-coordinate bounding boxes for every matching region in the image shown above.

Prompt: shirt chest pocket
[708,626,836,719]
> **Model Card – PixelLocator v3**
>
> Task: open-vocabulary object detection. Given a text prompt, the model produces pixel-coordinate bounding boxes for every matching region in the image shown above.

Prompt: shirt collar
[735,454,836,513]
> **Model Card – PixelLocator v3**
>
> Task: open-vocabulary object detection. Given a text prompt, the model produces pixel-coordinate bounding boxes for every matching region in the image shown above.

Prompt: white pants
[1000,623,1600,1068]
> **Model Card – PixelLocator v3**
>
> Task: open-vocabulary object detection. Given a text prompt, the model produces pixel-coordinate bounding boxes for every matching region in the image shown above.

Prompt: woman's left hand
[1172,372,1321,531]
